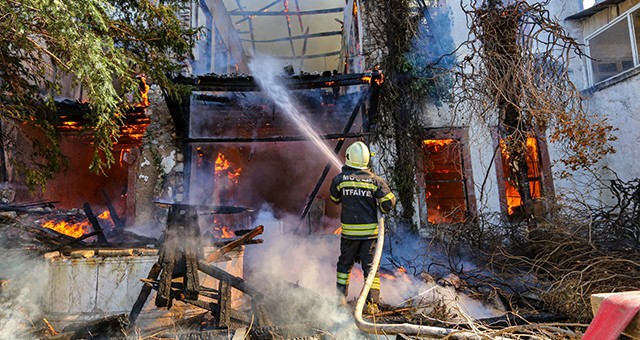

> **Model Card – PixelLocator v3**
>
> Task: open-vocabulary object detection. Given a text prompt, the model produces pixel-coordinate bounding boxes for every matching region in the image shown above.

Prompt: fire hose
[353,212,496,339]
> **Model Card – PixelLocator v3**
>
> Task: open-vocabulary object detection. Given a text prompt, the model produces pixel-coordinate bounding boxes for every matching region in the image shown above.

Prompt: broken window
[586,4,640,85]
[422,138,470,224]
[499,137,544,216]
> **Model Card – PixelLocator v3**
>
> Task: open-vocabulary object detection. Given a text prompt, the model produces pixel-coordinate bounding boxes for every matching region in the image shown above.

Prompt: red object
[582,294,640,340]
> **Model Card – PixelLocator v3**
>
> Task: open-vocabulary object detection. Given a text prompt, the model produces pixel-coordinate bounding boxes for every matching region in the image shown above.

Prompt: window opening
[500,137,542,216]
[422,139,468,224]
[585,6,640,85]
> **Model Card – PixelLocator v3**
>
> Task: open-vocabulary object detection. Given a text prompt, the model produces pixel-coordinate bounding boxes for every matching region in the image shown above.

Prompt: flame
[215,152,241,183]
[43,219,91,238]
[133,74,150,108]
[380,272,395,280]
[500,137,542,215]
[283,0,292,29]
[98,210,110,220]
[423,139,455,151]
[361,73,384,86]
[213,225,235,239]
[380,267,412,282]
[333,226,342,235]
[325,81,335,86]
[423,139,465,224]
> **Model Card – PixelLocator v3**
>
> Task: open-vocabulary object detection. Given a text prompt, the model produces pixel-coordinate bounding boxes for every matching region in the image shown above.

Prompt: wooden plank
[198,260,272,327]
[229,7,343,16]
[241,30,341,43]
[205,225,263,262]
[203,0,249,73]
[128,262,163,324]
[184,207,202,300]
[102,190,125,229]
[155,210,180,308]
[217,280,231,328]
[186,132,370,144]
[83,202,109,244]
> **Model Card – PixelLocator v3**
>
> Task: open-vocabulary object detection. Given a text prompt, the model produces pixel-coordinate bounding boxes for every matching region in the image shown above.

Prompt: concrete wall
[41,247,245,329]
[555,0,640,205]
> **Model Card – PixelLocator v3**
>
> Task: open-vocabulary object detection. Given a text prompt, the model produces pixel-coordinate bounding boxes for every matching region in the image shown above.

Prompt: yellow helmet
[345,141,370,169]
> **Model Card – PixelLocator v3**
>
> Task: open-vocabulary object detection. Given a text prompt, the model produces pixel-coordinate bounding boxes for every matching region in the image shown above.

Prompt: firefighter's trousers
[336,237,380,304]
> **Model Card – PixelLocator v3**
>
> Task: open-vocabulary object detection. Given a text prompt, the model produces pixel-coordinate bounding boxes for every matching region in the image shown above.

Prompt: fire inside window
[422,139,467,224]
[500,137,542,216]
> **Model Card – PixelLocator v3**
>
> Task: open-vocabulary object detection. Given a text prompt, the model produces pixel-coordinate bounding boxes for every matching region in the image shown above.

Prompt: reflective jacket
[329,166,396,239]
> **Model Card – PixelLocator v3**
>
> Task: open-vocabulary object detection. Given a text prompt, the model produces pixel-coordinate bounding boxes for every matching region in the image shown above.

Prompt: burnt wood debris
[128,203,269,333]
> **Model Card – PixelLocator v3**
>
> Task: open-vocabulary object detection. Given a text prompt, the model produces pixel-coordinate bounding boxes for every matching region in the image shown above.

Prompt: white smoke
[242,205,504,337]
[243,206,365,335]
[0,248,48,339]
[248,54,344,171]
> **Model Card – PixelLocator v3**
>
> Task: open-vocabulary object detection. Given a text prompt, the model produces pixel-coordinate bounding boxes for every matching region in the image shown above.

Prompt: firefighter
[329,141,396,314]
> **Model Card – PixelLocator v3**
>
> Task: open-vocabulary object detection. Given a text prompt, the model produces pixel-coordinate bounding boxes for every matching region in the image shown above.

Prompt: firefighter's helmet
[345,141,370,169]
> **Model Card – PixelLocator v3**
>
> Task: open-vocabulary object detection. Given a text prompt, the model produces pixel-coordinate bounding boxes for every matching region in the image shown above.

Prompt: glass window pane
[633,9,640,61]
[588,18,634,84]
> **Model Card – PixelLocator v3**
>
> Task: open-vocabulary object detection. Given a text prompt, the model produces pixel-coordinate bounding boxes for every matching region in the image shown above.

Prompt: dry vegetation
[361,0,635,338]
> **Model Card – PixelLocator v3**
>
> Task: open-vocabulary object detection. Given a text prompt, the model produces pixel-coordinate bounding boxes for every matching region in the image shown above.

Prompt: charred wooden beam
[141,279,220,313]
[172,72,373,92]
[234,0,256,53]
[233,0,279,25]
[229,7,342,16]
[83,202,109,244]
[279,50,340,60]
[61,313,129,339]
[244,30,341,43]
[205,225,264,262]
[197,260,271,326]
[140,278,221,299]
[102,190,125,229]
[5,220,87,247]
[216,280,231,328]
[50,230,102,252]
[208,239,263,248]
[202,0,249,73]
[129,262,163,324]
[155,223,178,308]
[197,260,262,298]
[184,208,202,300]
[186,132,370,144]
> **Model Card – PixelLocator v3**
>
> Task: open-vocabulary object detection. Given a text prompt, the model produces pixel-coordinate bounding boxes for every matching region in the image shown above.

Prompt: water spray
[249,56,343,171]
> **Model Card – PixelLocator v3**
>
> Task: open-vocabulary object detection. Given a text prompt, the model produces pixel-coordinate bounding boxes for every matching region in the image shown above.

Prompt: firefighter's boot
[337,283,348,307]
[365,288,380,314]
[365,302,380,315]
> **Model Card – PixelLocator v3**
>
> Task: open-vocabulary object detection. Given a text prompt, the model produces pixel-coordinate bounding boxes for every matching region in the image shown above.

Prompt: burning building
[2,0,638,338]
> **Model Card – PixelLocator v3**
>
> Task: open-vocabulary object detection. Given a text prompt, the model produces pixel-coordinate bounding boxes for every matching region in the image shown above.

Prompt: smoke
[249,54,343,171]
[242,205,363,334]
[242,206,503,337]
[0,248,48,339]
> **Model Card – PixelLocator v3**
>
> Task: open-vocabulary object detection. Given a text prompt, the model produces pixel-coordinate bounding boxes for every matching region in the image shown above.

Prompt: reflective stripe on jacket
[329,165,396,239]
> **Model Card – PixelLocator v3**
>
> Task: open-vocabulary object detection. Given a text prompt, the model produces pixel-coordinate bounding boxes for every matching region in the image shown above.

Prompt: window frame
[585,2,640,86]
[416,128,476,226]
[494,134,555,219]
